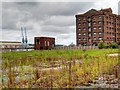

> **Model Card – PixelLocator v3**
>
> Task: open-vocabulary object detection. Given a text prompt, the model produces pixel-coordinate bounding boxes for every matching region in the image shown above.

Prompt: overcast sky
[1,0,120,45]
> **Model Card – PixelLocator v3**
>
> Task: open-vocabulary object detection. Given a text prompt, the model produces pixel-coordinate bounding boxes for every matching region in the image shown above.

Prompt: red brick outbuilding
[34,37,55,50]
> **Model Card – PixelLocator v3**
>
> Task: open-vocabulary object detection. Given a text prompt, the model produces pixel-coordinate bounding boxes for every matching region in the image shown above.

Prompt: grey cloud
[41,26,70,34]
[37,2,94,16]
[118,1,120,15]
[42,16,75,26]
[2,2,94,29]
[56,33,75,45]
[41,25,75,35]
[2,2,94,45]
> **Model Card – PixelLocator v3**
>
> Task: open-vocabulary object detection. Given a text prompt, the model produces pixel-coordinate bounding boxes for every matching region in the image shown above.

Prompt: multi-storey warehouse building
[75,8,120,46]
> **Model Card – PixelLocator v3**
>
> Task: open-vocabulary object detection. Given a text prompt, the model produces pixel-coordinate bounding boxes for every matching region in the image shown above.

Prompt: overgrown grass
[2,49,118,61]
[1,49,119,88]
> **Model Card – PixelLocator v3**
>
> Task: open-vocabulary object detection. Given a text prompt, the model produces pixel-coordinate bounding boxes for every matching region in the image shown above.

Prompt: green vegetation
[98,41,119,49]
[109,42,119,49]
[98,40,105,49]
[1,49,119,88]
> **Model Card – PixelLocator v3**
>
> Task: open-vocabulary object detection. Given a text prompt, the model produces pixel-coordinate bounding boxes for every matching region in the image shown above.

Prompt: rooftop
[35,37,55,39]
[76,8,114,16]
[0,41,21,43]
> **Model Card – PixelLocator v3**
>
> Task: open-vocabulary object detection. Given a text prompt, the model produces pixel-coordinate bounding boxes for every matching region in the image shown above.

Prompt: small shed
[34,37,55,50]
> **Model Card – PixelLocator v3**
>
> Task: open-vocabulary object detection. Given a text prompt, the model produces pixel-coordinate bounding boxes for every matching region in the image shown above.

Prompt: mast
[24,27,28,44]
[24,27,28,50]
[21,27,28,50]
[21,27,24,49]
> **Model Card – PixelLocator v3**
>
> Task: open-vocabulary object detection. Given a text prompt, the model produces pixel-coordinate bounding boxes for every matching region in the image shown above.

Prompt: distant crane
[24,27,28,51]
[21,27,24,49]
[21,27,28,51]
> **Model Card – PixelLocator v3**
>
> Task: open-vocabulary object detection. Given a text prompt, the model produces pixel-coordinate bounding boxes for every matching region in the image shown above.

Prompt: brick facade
[76,8,120,46]
[34,37,55,50]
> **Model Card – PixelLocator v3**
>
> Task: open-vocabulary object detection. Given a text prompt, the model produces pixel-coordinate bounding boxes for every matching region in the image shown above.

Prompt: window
[106,16,108,19]
[88,39,91,42]
[83,28,86,30]
[88,17,91,21]
[79,38,81,40]
[83,38,86,40]
[93,37,96,40]
[88,23,91,26]
[78,33,81,36]
[98,32,102,35]
[83,17,86,20]
[88,28,91,31]
[36,39,40,45]
[83,43,86,46]
[78,23,81,26]
[98,15,102,19]
[109,22,111,25]
[78,18,80,21]
[93,42,97,46]
[112,28,114,30]
[98,26,102,30]
[93,16,96,19]
[83,22,86,25]
[93,22,96,24]
[48,41,50,46]
[78,28,81,31]
[93,32,96,35]
[88,33,91,36]
[99,37,102,40]
[93,27,96,30]
[109,27,111,30]
[106,27,109,30]
[83,33,86,36]
[106,21,108,25]
[45,41,46,46]
[109,17,111,20]
[98,21,102,24]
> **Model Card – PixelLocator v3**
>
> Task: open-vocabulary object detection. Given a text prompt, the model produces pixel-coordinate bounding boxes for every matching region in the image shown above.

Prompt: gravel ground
[107,53,119,56]
[78,74,119,89]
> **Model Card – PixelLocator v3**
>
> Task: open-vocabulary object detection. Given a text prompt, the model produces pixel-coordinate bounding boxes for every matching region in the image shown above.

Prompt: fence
[55,46,98,50]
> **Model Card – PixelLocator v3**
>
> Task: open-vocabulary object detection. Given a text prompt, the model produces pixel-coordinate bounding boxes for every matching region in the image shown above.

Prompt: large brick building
[34,37,55,50]
[75,8,120,46]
